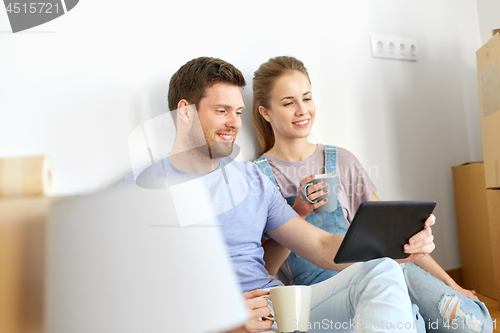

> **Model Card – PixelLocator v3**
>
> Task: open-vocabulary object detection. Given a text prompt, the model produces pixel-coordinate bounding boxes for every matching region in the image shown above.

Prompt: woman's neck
[266,138,317,162]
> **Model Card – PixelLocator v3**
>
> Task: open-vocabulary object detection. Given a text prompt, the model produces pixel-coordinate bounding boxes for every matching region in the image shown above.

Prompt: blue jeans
[268,258,421,332]
[401,262,493,333]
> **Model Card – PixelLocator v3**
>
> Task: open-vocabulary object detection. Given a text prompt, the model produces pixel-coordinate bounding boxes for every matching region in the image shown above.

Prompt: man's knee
[371,257,401,269]
[365,258,403,278]
[357,258,406,288]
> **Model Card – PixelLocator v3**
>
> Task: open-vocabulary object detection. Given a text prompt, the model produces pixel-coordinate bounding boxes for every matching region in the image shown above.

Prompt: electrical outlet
[370,35,418,61]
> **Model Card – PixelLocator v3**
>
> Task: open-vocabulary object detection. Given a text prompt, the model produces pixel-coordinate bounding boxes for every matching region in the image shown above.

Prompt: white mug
[261,285,312,333]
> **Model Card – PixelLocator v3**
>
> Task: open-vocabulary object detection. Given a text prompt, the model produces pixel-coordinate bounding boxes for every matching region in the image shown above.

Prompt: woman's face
[262,70,315,141]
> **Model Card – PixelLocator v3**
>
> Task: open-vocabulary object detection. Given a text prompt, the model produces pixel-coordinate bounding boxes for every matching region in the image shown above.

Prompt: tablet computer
[334,200,436,264]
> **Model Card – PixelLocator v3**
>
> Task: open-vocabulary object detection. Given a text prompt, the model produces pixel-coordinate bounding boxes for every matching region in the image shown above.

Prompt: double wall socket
[370,35,418,61]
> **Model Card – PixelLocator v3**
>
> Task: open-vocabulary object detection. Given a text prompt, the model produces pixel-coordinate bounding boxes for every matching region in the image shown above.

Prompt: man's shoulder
[224,157,261,174]
[118,158,169,188]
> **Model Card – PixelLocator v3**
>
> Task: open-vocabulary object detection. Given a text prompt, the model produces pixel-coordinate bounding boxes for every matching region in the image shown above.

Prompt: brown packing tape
[0,156,54,198]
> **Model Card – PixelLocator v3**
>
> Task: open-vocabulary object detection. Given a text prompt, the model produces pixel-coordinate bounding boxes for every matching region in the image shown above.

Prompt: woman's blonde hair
[252,56,310,156]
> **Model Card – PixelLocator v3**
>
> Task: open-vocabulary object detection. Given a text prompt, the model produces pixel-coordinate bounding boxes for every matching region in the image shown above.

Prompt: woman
[252,56,492,333]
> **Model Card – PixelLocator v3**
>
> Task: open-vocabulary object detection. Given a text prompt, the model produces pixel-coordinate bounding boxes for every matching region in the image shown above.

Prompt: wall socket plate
[370,35,418,61]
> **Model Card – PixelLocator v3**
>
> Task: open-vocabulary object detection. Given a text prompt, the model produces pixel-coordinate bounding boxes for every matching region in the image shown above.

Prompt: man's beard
[204,125,238,159]
[189,125,238,160]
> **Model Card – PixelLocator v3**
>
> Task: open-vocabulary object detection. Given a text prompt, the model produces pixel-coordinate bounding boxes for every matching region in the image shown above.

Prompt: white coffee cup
[261,285,312,333]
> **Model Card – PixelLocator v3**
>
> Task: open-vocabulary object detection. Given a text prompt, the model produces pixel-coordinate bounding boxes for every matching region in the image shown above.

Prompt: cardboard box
[452,162,497,299]
[0,197,51,333]
[476,33,500,189]
[486,189,500,309]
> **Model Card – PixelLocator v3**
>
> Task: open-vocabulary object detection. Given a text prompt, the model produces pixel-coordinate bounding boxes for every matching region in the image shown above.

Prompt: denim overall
[255,145,349,285]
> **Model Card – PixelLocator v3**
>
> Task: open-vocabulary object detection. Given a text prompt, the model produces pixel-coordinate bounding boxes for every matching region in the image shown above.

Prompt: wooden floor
[478,294,499,332]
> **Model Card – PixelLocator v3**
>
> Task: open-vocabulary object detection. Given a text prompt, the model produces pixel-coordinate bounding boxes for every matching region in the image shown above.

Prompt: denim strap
[254,157,281,192]
[324,145,338,175]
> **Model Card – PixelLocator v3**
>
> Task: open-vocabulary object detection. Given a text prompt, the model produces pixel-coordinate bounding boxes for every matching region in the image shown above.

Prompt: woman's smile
[292,118,310,127]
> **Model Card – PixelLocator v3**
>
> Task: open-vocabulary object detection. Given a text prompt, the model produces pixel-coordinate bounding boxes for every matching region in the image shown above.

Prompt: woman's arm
[262,238,290,275]
[414,255,479,300]
[369,192,381,201]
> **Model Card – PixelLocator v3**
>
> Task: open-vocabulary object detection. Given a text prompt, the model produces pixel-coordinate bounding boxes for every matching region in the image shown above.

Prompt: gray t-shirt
[262,144,377,222]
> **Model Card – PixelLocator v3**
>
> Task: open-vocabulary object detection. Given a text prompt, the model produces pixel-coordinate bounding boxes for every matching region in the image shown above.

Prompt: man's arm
[267,214,436,272]
[266,216,350,271]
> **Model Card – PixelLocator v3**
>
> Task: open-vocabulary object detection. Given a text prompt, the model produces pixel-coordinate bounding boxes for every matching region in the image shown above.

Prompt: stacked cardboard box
[477,31,500,309]
[452,162,496,299]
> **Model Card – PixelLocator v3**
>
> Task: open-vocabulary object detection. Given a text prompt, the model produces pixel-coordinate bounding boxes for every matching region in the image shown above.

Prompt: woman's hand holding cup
[293,175,329,218]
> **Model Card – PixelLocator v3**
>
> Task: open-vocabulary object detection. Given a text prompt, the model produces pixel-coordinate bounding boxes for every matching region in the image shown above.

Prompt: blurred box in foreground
[0,197,51,333]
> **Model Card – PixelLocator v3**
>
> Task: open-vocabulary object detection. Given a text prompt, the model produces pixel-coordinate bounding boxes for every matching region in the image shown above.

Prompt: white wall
[476,0,500,44]
[0,0,486,269]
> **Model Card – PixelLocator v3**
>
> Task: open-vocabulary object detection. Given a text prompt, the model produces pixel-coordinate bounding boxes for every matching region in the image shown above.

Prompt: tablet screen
[334,201,436,264]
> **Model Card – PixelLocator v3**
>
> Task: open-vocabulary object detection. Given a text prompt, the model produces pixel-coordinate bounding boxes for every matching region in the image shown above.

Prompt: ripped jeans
[401,262,494,333]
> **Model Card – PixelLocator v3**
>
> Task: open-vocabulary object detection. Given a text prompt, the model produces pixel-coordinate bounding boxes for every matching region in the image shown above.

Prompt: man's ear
[176,99,192,125]
[258,106,271,122]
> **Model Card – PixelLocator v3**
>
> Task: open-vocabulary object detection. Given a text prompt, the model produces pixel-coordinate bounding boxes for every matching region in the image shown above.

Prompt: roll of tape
[0,155,54,197]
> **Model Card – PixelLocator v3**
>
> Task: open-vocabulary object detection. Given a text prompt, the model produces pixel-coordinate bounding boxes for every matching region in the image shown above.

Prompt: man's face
[194,82,244,159]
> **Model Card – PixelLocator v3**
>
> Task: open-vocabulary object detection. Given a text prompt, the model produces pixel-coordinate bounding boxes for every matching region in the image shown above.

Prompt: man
[128,57,436,333]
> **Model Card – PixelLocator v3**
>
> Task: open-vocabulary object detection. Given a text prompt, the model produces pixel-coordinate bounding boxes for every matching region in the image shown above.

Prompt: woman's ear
[176,99,192,125]
[258,106,271,123]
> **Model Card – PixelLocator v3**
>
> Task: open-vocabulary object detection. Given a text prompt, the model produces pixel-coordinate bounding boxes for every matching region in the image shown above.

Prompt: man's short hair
[167,57,246,111]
